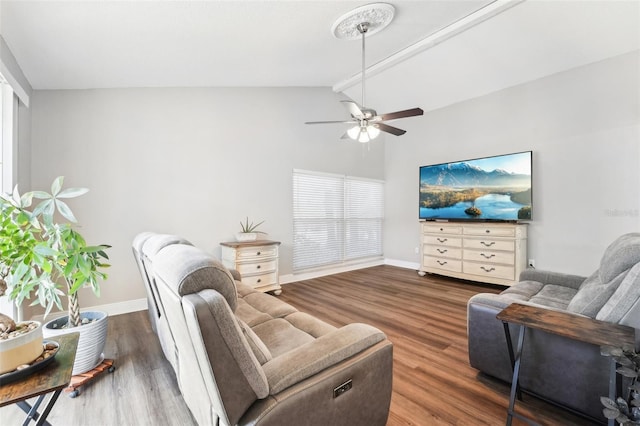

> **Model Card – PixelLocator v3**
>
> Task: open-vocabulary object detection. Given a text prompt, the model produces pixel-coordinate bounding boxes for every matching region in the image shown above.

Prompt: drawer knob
[437,260,448,265]
[257,279,262,283]
[480,241,495,247]
[437,249,447,254]
[437,238,448,243]
[485,229,490,233]
[480,266,496,273]
[256,251,261,255]
[440,227,443,231]
[480,253,495,259]
[257,265,261,269]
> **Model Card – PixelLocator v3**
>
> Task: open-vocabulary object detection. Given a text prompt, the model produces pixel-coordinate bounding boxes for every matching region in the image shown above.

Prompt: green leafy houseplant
[601,345,640,425]
[0,177,110,328]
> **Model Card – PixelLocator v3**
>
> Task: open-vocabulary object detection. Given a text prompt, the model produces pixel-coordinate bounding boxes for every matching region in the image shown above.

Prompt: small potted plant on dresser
[0,177,110,376]
[236,217,266,242]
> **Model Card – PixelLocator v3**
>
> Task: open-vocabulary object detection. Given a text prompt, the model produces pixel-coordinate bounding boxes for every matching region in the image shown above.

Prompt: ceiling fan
[306,4,423,143]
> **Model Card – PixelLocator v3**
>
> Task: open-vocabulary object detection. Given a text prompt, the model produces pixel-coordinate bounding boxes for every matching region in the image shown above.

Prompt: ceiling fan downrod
[357,22,369,109]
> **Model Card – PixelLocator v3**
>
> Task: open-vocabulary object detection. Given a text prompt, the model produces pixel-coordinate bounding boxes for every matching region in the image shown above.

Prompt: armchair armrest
[519,269,587,290]
[262,323,386,394]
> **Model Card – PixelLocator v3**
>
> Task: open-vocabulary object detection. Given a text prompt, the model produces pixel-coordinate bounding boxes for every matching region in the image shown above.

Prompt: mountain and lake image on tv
[419,151,532,221]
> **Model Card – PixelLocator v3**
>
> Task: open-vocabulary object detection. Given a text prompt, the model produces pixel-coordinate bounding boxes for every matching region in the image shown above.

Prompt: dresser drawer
[423,235,462,248]
[235,246,277,260]
[423,224,463,235]
[423,256,462,273]
[463,226,516,237]
[242,272,278,288]
[463,249,514,265]
[236,259,277,275]
[464,238,514,252]
[463,261,515,280]
[423,245,462,259]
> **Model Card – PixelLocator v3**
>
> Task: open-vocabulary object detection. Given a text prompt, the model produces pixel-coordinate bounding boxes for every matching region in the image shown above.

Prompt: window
[293,169,384,271]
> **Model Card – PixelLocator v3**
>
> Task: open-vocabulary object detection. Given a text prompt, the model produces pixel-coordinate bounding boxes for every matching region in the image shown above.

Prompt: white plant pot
[0,321,43,374]
[236,232,258,242]
[43,311,108,375]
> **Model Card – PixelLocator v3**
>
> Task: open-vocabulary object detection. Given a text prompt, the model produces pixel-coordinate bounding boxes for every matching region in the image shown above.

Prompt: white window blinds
[293,169,384,271]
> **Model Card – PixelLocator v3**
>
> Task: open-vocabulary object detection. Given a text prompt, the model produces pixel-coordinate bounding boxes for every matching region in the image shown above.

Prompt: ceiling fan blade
[305,120,358,125]
[376,122,406,136]
[378,107,424,121]
[341,100,364,118]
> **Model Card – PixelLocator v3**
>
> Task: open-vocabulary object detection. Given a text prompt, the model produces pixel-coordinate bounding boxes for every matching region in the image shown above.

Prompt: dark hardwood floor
[0,265,595,425]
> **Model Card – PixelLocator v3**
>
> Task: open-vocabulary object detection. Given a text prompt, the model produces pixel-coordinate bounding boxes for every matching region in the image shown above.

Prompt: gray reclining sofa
[132,232,393,426]
[467,232,640,421]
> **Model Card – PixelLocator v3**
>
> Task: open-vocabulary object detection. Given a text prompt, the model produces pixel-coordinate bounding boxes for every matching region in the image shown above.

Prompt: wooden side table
[0,332,79,426]
[497,303,635,426]
[220,240,282,294]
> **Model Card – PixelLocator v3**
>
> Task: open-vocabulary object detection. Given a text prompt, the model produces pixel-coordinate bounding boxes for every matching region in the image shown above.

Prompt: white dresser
[419,222,527,286]
[220,240,282,294]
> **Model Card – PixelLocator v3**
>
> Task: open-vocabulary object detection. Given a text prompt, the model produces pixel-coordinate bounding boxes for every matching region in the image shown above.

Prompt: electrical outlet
[528,259,536,268]
[414,246,420,254]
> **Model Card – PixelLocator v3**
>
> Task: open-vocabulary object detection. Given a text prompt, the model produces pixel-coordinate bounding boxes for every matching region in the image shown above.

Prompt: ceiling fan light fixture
[348,124,380,143]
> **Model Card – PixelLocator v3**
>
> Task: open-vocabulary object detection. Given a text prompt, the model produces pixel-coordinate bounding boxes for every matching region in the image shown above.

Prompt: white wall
[28,87,384,317]
[384,51,640,276]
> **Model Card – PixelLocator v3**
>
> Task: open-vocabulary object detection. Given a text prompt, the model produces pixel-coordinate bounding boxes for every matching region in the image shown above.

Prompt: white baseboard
[384,258,420,270]
[281,258,385,284]
[31,298,148,322]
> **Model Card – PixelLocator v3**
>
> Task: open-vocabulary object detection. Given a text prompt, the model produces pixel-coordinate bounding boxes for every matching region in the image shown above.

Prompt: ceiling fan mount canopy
[331,3,395,40]
[306,3,423,143]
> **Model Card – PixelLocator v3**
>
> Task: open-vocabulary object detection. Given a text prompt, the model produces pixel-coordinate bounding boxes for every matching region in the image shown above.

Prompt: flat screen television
[419,151,532,222]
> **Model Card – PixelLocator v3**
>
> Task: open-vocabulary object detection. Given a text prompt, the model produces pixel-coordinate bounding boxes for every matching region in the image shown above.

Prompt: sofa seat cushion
[235,298,273,327]
[252,318,316,358]
[284,312,336,338]
[484,280,576,310]
[243,292,298,319]
[500,281,544,299]
[528,284,577,309]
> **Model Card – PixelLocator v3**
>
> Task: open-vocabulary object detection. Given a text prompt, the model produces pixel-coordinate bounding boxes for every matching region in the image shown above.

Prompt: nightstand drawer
[236,259,277,275]
[243,272,277,288]
[236,246,277,259]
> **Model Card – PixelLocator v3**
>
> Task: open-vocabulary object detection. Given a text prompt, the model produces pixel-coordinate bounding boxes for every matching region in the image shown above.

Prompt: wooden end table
[497,303,635,426]
[0,332,79,426]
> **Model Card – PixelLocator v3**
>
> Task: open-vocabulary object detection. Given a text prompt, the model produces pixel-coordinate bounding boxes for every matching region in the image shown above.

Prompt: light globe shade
[347,125,380,143]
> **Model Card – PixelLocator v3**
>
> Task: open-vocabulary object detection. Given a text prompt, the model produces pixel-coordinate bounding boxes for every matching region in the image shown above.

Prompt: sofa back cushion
[597,262,640,326]
[153,244,238,312]
[599,233,640,283]
[566,233,640,318]
[566,269,626,317]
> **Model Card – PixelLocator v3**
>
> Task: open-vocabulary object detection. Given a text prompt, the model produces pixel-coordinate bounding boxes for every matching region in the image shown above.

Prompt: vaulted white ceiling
[1,0,638,113]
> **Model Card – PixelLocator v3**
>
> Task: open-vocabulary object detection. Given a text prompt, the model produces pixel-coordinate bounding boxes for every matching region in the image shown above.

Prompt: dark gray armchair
[467,233,640,421]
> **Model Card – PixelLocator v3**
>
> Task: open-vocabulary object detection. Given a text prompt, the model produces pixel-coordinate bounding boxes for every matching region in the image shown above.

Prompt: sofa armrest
[262,323,386,394]
[229,268,242,281]
[519,269,587,290]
